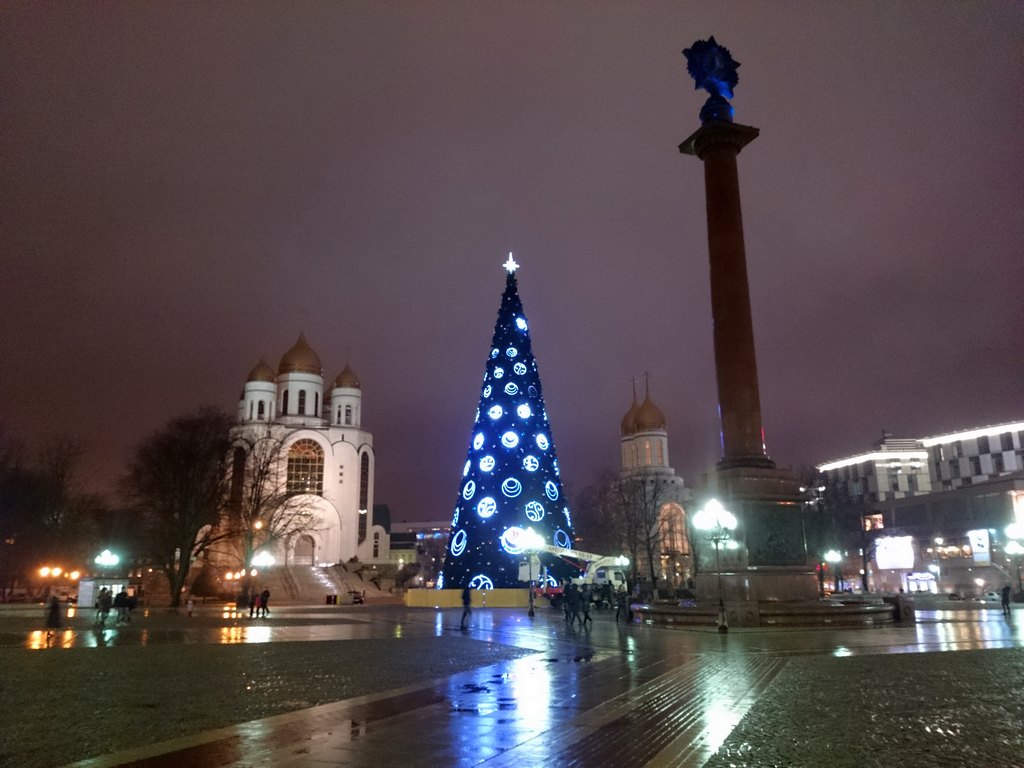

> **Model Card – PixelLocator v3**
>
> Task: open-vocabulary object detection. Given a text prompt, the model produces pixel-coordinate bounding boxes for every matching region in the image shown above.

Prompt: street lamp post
[693,499,737,634]
[522,528,545,618]
[1006,523,1024,597]
[824,550,841,593]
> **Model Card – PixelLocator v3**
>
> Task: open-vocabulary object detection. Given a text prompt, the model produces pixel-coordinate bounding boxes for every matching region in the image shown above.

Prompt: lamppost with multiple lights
[693,499,737,633]
[824,549,842,593]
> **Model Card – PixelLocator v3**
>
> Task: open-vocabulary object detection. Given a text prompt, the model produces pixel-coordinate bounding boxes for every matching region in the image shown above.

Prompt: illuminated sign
[874,536,915,570]
[967,529,990,565]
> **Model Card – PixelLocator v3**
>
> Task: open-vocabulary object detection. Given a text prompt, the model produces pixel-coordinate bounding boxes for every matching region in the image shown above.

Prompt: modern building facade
[817,420,1024,596]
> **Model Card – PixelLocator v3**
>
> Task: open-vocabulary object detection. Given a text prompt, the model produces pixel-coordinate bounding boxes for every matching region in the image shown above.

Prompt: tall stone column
[679,39,817,616]
[680,121,773,470]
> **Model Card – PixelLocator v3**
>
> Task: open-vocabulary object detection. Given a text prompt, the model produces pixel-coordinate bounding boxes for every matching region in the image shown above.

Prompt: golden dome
[620,394,640,436]
[247,359,275,382]
[633,392,666,432]
[334,364,360,389]
[278,334,322,376]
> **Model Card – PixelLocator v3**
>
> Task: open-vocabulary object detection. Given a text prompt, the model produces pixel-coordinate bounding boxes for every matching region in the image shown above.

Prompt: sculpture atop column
[683,36,740,124]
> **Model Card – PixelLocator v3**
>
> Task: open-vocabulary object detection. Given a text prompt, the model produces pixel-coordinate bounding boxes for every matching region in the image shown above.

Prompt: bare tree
[576,470,674,586]
[0,432,102,599]
[572,470,625,556]
[217,428,321,583]
[614,473,673,585]
[122,408,234,607]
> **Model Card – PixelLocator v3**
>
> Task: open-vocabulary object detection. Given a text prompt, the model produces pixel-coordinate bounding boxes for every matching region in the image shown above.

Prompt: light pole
[1006,523,1024,597]
[523,528,544,618]
[824,550,841,593]
[693,499,737,634]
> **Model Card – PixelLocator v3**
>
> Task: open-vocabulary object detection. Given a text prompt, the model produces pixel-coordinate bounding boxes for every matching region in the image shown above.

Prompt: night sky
[3,4,1021,523]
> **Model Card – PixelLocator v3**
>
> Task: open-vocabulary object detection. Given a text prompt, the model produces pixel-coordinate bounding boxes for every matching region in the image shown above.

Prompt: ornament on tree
[439,255,576,590]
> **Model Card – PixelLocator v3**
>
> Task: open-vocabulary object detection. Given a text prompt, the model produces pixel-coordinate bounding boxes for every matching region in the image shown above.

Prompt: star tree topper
[503,252,519,273]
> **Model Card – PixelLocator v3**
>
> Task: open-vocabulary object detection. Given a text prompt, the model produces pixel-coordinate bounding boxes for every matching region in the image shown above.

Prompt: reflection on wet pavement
[6,604,1021,767]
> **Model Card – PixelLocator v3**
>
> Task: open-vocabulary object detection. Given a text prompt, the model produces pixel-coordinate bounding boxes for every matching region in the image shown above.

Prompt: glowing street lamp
[693,499,737,633]
[1006,523,1024,595]
[824,549,842,592]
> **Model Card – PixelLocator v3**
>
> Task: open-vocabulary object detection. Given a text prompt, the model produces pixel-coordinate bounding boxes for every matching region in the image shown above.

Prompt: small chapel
[232,334,386,566]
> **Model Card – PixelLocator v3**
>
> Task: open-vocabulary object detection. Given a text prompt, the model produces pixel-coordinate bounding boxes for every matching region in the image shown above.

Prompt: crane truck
[518,545,629,609]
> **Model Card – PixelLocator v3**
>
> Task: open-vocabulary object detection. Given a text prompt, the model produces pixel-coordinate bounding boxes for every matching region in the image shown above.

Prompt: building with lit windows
[231,334,386,566]
[818,434,933,505]
[619,383,692,586]
[817,420,1024,596]
[923,422,1024,491]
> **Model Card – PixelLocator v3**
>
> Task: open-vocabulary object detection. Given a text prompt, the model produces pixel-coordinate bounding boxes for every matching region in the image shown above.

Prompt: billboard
[874,536,915,570]
[967,529,991,565]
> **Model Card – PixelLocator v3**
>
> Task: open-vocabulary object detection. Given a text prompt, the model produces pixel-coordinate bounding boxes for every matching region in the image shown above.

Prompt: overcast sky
[2,2,1021,522]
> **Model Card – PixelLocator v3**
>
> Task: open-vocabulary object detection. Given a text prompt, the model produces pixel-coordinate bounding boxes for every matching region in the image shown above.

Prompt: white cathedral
[232,334,387,566]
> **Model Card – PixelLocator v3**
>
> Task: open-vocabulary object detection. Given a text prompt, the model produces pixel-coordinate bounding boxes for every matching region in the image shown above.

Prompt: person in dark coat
[113,590,131,624]
[460,585,472,630]
[1002,584,1012,617]
[259,588,270,617]
[45,596,63,631]
[566,583,582,628]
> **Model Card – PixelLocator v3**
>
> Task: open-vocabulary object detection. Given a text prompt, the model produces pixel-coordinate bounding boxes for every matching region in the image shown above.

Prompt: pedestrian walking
[45,596,63,632]
[566,583,582,628]
[113,590,131,624]
[95,588,112,627]
[248,591,257,618]
[580,584,593,629]
[259,588,270,617]
[460,584,472,630]
[186,598,194,618]
[615,586,628,623]
[1001,584,1012,617]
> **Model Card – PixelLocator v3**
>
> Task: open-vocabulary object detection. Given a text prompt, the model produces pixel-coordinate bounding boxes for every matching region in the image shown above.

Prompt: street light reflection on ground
[693,498,737,633]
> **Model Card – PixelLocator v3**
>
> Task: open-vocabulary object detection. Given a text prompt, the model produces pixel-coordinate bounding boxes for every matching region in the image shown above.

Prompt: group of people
[561,582,593,629]
[249,588,271,618]
[93,587,134,627]
[460,580,632,631]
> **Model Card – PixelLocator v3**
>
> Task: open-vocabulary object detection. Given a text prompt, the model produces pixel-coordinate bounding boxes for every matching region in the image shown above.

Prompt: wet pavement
[2,603,1021,767]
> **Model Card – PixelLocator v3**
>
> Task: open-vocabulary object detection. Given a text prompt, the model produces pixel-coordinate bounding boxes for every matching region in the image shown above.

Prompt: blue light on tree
[439,255,577,589]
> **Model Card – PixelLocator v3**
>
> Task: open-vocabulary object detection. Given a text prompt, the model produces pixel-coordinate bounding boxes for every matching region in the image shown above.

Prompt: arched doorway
[294,535,315,566]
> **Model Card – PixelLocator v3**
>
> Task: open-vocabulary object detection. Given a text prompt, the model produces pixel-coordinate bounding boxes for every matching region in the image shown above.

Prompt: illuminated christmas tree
[439,255,576,590]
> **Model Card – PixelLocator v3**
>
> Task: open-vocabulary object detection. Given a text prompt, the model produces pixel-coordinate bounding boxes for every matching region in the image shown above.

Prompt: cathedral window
[644,440,652,465]
[258,401,265,420]
[298,390,307,414]
[248,402,254,421]
[336,406,342,425]
[345,405,353,425]
[282,390,289,415]
[359,452,370,510]
[314,392,319,416]
[287,439,324,495]
[373,532,380,559]
[657,441,664,465]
